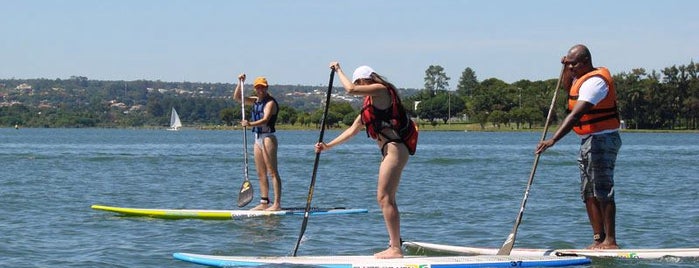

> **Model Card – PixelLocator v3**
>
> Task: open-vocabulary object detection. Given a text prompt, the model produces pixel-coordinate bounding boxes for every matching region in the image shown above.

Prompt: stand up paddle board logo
[240,181,251,193]
[617,252,639,259]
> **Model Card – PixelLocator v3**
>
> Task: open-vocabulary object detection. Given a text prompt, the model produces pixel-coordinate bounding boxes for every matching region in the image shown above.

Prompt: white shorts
[254,132,275,149]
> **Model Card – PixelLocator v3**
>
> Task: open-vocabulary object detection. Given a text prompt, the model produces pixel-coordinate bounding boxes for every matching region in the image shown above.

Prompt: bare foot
[593,242,619,250]
[374,246,403,259]
[265,204,281,211]
[585,241,602,249]
[250,203,269,211]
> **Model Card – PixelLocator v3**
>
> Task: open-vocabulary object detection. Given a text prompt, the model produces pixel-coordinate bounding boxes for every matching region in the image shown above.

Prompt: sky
[2,0,697,89]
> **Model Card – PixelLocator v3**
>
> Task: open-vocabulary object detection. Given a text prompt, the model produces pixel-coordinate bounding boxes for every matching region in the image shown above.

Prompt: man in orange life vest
[536,44,622,249]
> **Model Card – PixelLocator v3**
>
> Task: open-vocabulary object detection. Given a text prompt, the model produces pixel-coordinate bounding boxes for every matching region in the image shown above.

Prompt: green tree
[342,113,357,126]
[219,107,238,126]
[416,97,441,123]
[615,68,649,129]
[309,109,341,129]
[328,101,355,117]
[468,78,508,115]
[523,107,543,129]
[471,111,489,130]
[456,67,479,97]
[509,107,526,129]
[489,110,508,129]
[416,91,464,123]
[424,65,450,97]
[277,105,298,125]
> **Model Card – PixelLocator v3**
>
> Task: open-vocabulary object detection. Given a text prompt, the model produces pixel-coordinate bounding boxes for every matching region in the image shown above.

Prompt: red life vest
[567,67,620,135]
[360,87,418,155]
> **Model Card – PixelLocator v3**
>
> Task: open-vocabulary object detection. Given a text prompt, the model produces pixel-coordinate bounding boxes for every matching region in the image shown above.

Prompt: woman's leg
[250,141,270,210]
[261,135,282,211]
[374,142,409,259]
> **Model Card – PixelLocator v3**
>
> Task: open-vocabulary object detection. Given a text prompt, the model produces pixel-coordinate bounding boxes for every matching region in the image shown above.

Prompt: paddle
[237,78,253,207]
[292,68,335,256]
[496,65,565,255]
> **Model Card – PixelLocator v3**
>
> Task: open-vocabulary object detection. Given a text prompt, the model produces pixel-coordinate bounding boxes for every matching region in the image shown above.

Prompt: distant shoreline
[7,124,696,133]
[202,123,699,133]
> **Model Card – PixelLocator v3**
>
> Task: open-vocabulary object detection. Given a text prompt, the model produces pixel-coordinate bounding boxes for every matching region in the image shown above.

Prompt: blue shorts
[578,131,622,202]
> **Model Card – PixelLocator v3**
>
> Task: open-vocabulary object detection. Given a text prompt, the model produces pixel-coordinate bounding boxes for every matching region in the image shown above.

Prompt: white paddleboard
[173,252,591,267]
[405,241,699,259]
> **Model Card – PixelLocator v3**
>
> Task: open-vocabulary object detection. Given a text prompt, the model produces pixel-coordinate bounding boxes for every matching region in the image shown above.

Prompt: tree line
[1,61,697,130]
[406,61,698,130]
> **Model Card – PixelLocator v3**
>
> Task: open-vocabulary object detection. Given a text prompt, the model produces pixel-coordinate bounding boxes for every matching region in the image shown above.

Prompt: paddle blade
[497,233,516,255]
[237,180,253,207]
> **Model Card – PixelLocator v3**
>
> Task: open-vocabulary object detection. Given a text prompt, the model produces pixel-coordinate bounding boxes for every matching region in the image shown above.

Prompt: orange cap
[253,77,268,87]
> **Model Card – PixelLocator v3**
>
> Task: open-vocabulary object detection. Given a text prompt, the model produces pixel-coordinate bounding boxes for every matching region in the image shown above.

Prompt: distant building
[16,83,33,94]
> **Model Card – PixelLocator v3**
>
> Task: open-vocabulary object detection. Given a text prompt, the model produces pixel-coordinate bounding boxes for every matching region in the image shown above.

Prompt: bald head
[563,44,594,77]
[567,44,592,65]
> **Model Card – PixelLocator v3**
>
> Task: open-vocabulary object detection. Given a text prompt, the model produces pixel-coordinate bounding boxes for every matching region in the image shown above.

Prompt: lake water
[1,128,697,267]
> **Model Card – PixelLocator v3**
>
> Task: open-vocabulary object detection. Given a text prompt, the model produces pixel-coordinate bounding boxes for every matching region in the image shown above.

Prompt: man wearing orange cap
[234,74,283,211]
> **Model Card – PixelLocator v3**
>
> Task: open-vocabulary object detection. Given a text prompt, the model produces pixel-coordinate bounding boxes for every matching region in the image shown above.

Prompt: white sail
[168,107,182,131]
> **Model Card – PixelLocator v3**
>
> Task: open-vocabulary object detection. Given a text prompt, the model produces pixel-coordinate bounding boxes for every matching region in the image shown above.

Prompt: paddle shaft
[241,79,250,183]
[497,65,565,255]
[292,69,335,256]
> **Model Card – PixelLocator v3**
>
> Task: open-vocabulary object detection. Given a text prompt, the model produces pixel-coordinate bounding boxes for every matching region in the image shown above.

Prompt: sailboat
[168,107,182,131]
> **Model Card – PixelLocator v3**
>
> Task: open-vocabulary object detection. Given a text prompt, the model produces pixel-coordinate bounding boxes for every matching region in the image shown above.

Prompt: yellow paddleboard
[91,204,367,220]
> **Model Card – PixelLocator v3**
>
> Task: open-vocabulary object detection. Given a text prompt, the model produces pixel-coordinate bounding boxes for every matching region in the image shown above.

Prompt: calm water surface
[1,128,697,267]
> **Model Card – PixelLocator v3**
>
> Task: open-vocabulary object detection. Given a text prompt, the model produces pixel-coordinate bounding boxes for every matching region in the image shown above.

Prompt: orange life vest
[360,87,418,155]
[567,67,620,135]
